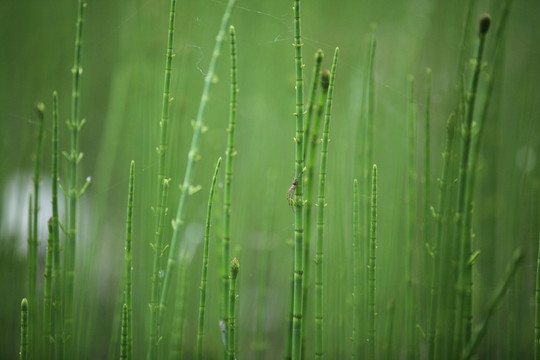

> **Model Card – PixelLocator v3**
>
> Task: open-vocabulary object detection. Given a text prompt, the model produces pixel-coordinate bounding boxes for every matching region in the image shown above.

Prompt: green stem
[454,14,491,354]
[147,0,176,357]
[196,158,222,360]
[228,258,240,360]
[121,304,128,360]
[301,49,324,360]
[64,1,88,352]
[292,1,306,359]
[405,74,418,360]
[368,165,377,359]
[29,102,45,358]
[351,179,359,360]
[43,220,54,360]
[430,115,457,360]
[20,298,28,360]
[222,24,238,336]
[124,161,135,360]
[315,47,339,360]
[51,91,63,360]
[161,0,237,327]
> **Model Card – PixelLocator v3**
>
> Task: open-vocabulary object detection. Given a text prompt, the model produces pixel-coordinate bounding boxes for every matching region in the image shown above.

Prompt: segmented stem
[228,258,240,360]
[315,47,339,360]
[121,304,128,360]
[222,24,238,336]
[161,0,237,327]
[51,91,64,360]
[64,1,87,352]
[351,179,359,359]
[20,298,28,360]
[292,1,306,359]
[368,165,377,359]
[196,158,222,360]
[454,15,491,353]
[43,220,54,359]
[147,0,176,357]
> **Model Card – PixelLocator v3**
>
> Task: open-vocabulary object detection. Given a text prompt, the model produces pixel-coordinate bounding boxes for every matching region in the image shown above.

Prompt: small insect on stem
[287,177,298,209]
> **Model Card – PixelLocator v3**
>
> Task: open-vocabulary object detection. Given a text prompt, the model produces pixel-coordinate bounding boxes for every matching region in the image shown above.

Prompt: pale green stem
[351,179,359,360]
[228,258,240,360]
[43,220,54,360]
[222,24,238,335]
[147,0,176,357]
[196,158,222,360]
[161,0,237,328]
[121,304,128,360]
[368,165,377,359]
[20,298,28,360]
[315,47,339,360]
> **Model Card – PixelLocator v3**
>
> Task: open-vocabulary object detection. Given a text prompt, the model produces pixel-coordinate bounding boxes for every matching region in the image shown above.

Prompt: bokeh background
[1,0,539,358]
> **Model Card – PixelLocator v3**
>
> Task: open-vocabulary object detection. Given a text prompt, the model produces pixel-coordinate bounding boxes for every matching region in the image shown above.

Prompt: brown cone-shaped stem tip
[321,69,330,90]
[479,14,491,35]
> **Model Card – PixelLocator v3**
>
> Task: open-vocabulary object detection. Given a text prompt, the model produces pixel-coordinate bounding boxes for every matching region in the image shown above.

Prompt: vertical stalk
[423,68,432,317]
[51,92,63,360]
[301,50,324,360]
[64,1,89,353]
[29,102,45,358]
[124,161,135,360]
[292,1,305,358]
[351,179,359,359]
[454,14,491,354]
[315,47,339,360]
[121,304,128,360]
[20,298,29,360]
[367,165,377,359]
[430,115,457,360]
[147,0,176,357]
[228,258,240,360]
[405,75,417,359]
[43,220,54,360]
[161,0,237,325]
[196,158,222,360]
[222,24,238,337]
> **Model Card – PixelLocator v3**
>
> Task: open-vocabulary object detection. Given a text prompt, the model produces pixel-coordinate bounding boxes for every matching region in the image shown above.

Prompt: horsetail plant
[196,158,222,360]
[169,251,188,360]
[29,102,45,357]
[291,1,307,358]
[43,220,54,359]
[228,258,240,360]
[430,114,458,360]
[368,165,377,359]
[405,74,418,359]
[124,161,135,360]
[63,1,90,353]
[160,0,237,330]
[221,24,238,338]
[301,49,323,359]
[148,176,170,359]
[51,92,64,360]
[315,47,339,360]
[147,0,176,356]
[20,298,28,360]
[121,304,128,360]
[423,68,432,310]
[454,14,491,353]
[351,179,360,359]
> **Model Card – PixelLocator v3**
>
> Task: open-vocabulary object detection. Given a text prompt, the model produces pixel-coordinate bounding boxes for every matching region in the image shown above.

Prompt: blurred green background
[0,0,538,358]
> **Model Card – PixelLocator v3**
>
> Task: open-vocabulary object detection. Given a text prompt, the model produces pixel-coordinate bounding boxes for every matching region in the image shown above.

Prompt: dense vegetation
[1,0,538,359]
